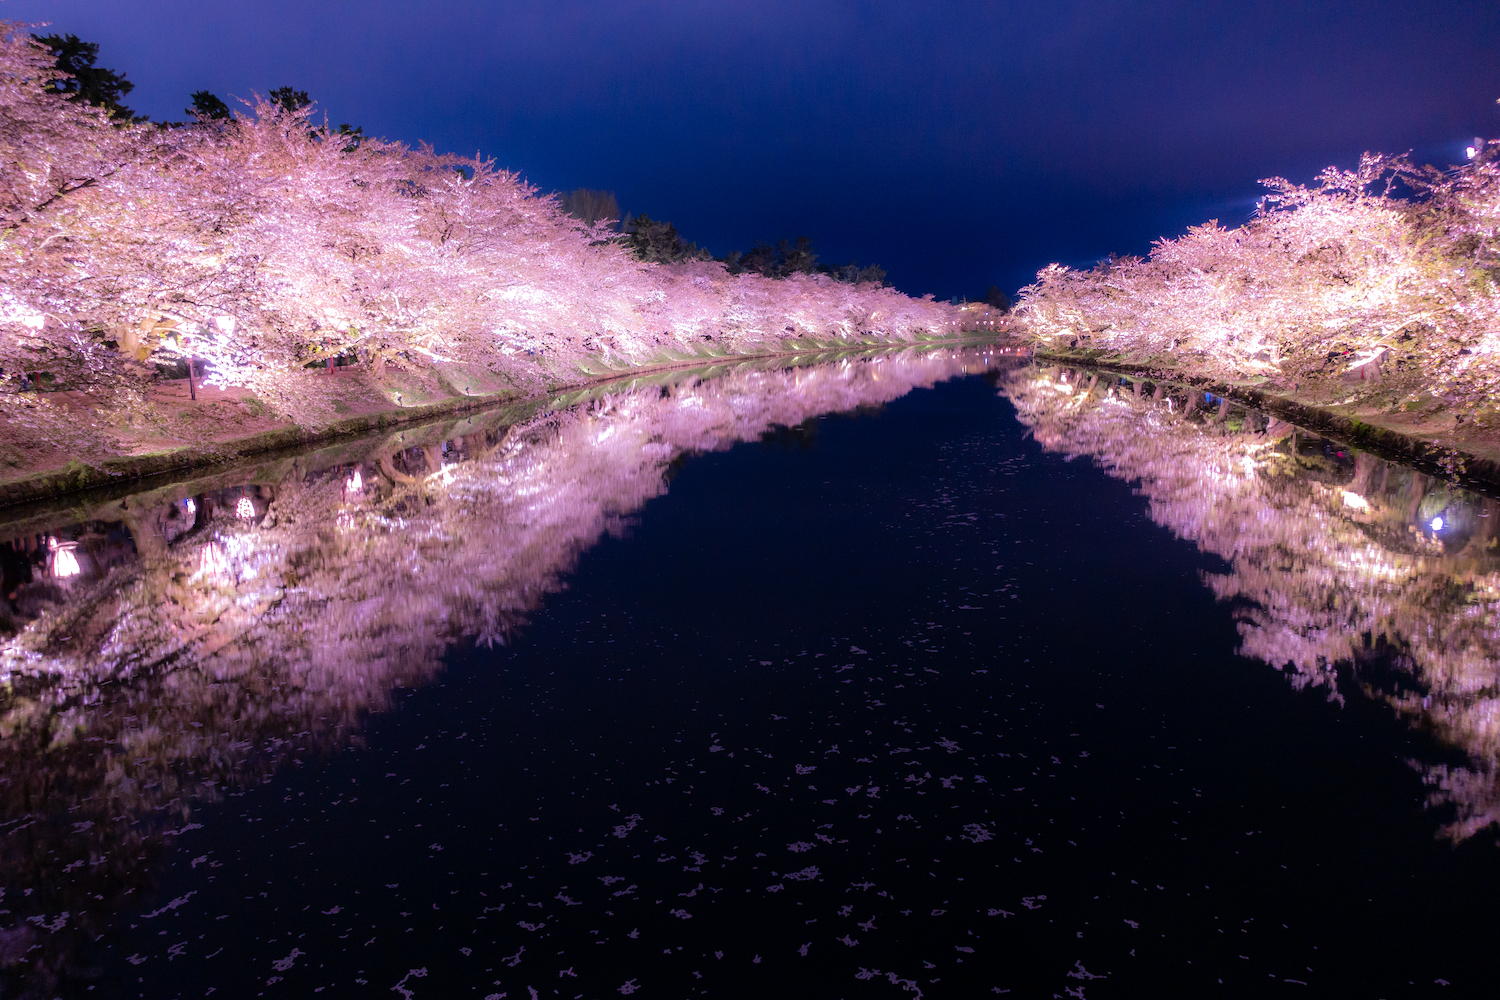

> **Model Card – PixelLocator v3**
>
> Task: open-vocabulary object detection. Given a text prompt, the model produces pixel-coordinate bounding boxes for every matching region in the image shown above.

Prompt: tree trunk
[379,455,418,485]
[1405,472,1429,523]
[1478,498,1499,545]
[1350,451,1378,498]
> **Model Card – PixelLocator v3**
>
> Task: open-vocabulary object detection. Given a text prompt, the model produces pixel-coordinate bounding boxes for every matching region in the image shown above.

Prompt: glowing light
[198,543,230,579]
[236,497,256,520]
[52,544,80,578]
[347,469,363,492]
[1467,146,1478,159]
[1341,491,1371,512]
[1430,516,1444,531]
[214,315,236,334]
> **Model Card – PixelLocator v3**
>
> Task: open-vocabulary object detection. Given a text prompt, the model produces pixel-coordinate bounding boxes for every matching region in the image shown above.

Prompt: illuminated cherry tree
[0,18,967,437]
[1015,143,1500,416]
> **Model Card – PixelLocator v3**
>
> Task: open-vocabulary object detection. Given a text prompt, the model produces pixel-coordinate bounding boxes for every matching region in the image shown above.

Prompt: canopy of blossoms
[0,21,965,434]
[1015,139,1500,418]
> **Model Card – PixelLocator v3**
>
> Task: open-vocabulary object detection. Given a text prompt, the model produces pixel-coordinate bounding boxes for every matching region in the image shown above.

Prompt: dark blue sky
[8,0,1500,299]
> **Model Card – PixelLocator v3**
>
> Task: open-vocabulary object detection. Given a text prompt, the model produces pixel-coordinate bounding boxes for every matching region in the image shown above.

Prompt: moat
[3,348,1498,999]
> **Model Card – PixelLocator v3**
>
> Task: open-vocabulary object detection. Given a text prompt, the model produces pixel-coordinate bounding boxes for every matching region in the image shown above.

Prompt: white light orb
[53,547,81,578]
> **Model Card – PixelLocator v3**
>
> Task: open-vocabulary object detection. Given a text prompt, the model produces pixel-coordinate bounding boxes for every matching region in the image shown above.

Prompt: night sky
[8,0,1499,300]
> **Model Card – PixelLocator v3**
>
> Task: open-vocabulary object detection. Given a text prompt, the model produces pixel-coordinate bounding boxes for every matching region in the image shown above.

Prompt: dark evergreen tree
[623,214,712,264]
[33,33,137,119]
[722,235,883,285]
[268,87,313,116]
[725,242,777,276]
[333,122,365,152]
[560,189,620,227]
[187,90,232,121]
[774,236,818,276]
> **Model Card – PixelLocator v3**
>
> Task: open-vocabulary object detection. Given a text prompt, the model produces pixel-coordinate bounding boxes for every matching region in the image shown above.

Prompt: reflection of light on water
[197,544,230,581]
[1004,363,1500,842]
[0,347,1015,966]
[236,497,256,520]
[51,544,81,578]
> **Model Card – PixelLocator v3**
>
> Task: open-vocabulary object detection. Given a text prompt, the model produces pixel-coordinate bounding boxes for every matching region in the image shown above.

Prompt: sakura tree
[0,17,971,441]
[1015,142,1500,419]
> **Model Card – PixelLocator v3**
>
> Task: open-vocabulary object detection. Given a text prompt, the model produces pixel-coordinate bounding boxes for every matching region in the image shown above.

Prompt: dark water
[3,350,1499,999]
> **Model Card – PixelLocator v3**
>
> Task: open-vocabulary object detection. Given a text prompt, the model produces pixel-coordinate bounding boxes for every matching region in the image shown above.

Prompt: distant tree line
[981,286,1012,312]
[562,189,1017,304]
[558,190,888,286]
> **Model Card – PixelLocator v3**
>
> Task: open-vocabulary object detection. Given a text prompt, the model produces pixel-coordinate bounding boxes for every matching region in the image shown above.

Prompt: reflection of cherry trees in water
[1000,365,1500,842]
[0,348,990,984]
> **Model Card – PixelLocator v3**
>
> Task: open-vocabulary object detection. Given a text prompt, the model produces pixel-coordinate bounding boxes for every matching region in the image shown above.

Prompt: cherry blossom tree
[0,17,969,440]
[1015,142,1500,417]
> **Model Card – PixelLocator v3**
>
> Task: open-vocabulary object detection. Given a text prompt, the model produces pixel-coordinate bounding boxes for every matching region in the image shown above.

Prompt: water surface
[3,349,1498,998]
